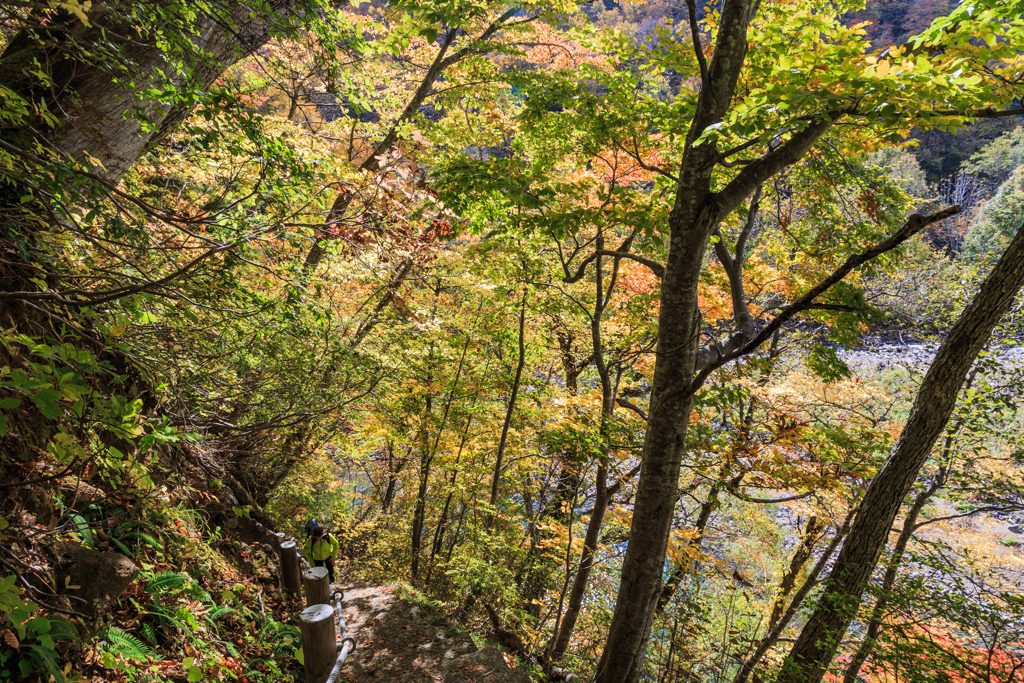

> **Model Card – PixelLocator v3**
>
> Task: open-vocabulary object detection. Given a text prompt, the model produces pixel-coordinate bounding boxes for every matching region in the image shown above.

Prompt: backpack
[304,518,322,538]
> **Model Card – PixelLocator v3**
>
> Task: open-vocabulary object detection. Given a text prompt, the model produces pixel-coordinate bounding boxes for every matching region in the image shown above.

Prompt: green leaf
[806,345,852,384]
[30,389,62,419]
[0,398,20,409]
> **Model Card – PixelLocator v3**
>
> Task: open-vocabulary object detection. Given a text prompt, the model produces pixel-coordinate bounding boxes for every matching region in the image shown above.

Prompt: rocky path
[336,581,530,683]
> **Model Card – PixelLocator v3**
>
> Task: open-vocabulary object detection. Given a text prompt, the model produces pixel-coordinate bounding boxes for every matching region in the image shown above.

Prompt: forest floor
[335,579,531,683]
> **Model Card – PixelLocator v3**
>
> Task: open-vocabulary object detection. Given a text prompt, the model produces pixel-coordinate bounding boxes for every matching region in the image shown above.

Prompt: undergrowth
[2,495,304,683]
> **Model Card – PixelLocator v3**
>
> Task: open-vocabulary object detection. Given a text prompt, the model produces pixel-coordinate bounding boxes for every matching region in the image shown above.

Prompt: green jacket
[303,533,338,562]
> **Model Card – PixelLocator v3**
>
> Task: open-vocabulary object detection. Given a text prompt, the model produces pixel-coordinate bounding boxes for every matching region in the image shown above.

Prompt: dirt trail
[336,580,530,683]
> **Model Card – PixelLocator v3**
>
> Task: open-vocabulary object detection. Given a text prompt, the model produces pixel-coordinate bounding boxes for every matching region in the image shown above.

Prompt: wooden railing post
[303,566,330,607]
[279,539,301,598]
[299,603,336,683]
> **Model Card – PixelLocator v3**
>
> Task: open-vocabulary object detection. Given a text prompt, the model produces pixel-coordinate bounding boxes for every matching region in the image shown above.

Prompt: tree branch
[725,488,815,504]
[562,234,660,283]
[715,113,842,218]
[685,0,709,85]
[615,397,648,421]
[691,205,961,383]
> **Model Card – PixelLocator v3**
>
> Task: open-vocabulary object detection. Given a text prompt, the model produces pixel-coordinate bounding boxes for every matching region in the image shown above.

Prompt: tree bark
[656,479,722,613]
[732,511,854,683]
[489,288,528,508]
[775,220,1024,683]
[841,486,934,683]
[409,385,432,580]
[413,332,471,580]
[0,0,305,185]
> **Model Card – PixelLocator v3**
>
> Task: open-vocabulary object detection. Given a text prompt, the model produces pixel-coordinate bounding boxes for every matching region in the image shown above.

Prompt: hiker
[303,526,339,583]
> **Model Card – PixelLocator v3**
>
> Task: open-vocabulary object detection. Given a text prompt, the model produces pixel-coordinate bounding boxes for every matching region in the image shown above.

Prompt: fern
[69,514,95,549]
[110,535,134,557]
[265,622,300,658]
[118,518,164,533]
[225,641,240,657]
[207,604,234,622]
[103,626,159,661]
[141,621,158,646]
[119,531,164,551]
[46,617,80,642]
[145,571,189,594]
[23,643,64,683]
[149,604,186,633]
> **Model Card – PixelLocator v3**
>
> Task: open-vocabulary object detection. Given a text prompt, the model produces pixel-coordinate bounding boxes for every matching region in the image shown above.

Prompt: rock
[444,647,531,683]
[219,485,239,507]
[48,542,138,615]
[58,477,106,504]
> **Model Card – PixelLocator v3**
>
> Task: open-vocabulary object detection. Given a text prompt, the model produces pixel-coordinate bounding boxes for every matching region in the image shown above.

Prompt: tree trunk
[592,0,857,675]
[732,511,854,683]
[0,0,303,186]
[548,249,618,662]
[591,142,723,683]
[767,516,822,631]
[656,480,721,613]
[841,486,934,683]
[381,442,409,513]
[775,220,1024,683]
[489,289,528,508]
[410,371,433,580]
[428,418,472,573]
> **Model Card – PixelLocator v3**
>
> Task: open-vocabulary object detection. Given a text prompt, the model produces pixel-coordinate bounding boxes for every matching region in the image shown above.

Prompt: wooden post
[280,540,301,598]
[299,603,336,683]
[303,566,330,607]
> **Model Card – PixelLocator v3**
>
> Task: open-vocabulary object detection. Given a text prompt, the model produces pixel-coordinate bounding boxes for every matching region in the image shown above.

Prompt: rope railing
[325,590,356,683]
[271,534,356,683]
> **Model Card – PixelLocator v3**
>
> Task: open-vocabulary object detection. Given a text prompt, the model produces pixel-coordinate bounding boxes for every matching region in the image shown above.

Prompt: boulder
[48,542,138,615]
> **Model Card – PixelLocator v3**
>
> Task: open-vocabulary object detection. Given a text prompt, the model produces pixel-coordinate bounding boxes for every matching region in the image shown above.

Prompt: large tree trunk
[0,0,303,186]
[591,4,754,680]
[591,203,711,683]
[841,486,934,683]
[774,220,1024,683]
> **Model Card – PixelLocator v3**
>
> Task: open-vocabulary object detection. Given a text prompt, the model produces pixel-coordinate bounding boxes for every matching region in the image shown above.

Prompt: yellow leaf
[876,60,890,77]
[58,0,92,26]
